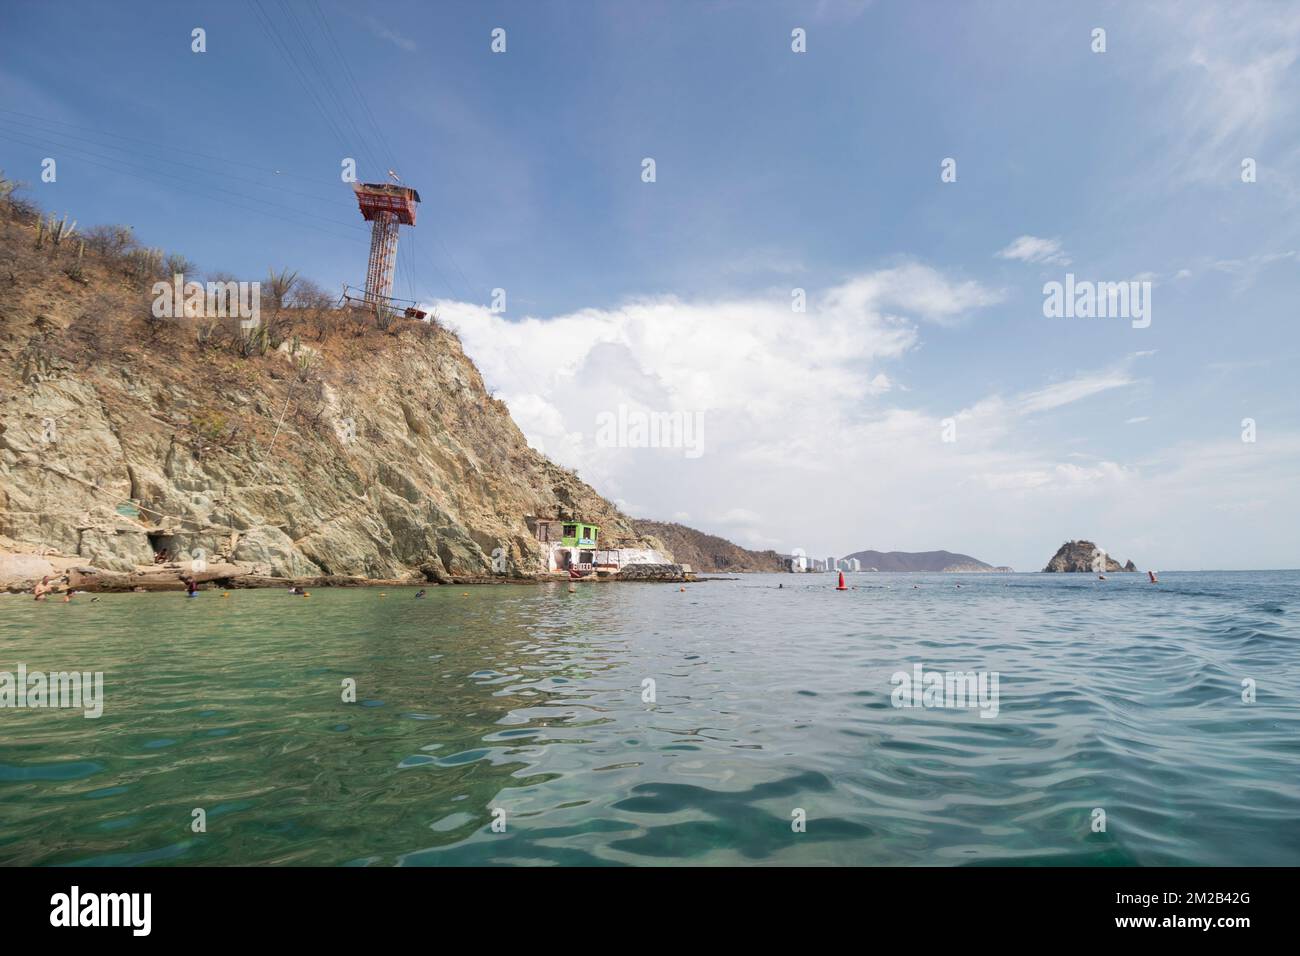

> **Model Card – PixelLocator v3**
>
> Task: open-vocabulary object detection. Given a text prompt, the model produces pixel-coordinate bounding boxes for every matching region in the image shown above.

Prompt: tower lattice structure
[364,212,400,304]
[352,183,421,306]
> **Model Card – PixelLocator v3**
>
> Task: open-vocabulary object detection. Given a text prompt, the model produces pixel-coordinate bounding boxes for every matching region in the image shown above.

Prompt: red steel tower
[353,182,420,305]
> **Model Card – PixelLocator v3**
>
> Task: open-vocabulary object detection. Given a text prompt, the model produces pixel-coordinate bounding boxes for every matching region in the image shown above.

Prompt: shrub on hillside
[83,224,137,259]
[0,170,39,223]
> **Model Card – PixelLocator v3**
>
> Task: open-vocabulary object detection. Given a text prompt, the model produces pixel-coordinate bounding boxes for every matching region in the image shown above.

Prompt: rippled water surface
[2,571,1298,866]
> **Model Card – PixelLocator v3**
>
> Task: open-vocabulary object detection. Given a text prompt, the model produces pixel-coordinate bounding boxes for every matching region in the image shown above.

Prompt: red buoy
[836,570,848,591]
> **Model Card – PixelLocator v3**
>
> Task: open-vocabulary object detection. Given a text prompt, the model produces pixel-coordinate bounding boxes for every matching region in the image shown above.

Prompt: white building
[529,516,668,575]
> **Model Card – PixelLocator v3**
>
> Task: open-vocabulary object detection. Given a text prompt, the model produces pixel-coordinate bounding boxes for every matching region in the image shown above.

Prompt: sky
[2,0,1298,570]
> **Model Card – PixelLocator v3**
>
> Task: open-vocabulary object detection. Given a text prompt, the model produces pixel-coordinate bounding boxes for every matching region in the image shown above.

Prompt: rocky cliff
[0,205,663,589]
[1042,540,1137,573]
[630,519,785,572]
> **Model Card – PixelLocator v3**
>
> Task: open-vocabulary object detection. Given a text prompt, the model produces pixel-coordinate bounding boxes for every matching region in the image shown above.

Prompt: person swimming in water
[33,575,53,601]
[414,589,427,599]
[184,577,199,597]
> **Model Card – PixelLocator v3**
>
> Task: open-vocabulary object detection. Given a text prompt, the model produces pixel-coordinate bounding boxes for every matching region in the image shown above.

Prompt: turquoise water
[1,571,1298,866]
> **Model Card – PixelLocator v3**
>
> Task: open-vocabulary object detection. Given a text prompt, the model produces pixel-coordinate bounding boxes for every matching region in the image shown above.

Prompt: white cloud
[433,265,993,480]
[1211,250,1297,289]
[996,235,1072,266]
[1017,368,1137,415]
[366,18,417,52]
[968,461,1133,494]
[821,263,1005,328]
[1146,4,1300,192]
[431,276,1295,571]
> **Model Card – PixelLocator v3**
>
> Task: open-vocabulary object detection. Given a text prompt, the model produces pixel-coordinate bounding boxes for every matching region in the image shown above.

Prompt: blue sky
[2,1,1298,569]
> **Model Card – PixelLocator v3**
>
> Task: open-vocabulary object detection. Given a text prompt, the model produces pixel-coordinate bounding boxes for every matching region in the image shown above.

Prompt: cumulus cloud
[428,275,1294,570]
[823,263,1006,326]
[433,263,991,476]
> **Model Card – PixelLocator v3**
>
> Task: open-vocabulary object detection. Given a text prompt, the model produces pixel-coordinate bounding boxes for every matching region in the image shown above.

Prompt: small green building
[561,523,599,547]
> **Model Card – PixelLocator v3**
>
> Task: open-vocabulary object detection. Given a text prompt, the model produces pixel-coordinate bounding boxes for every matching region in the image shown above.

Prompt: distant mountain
[842,549,1012,572]
[632,520,786,573]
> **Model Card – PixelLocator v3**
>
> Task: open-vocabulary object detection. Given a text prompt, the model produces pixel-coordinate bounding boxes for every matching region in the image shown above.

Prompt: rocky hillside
[843,549,1011,572]
[0,198,664,588]
[630,519,784,572]
[1042,540,1137,572]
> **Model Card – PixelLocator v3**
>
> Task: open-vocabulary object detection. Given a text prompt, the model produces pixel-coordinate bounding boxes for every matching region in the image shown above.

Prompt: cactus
[237,323,270,358]
[265,267,298,312]
[373,299,396,331]
[294,350,316,381]
[128,246,163,279]
[50,213,76,246]
[67,240,86,281]
[34,216,43,249]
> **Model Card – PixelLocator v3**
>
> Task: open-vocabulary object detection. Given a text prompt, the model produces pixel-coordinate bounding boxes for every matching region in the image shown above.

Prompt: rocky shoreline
[0,549,691,593]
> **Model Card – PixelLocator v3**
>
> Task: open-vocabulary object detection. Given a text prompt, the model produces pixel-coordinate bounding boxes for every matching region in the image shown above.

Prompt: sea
[2,570,1297,866]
